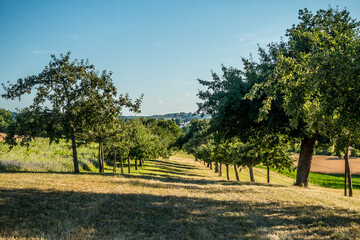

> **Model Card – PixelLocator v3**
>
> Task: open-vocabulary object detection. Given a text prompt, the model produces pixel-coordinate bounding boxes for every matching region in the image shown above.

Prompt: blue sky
[1,0,359,116]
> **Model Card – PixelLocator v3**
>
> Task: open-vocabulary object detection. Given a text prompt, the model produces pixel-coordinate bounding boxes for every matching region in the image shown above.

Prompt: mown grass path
[0,154,359,239]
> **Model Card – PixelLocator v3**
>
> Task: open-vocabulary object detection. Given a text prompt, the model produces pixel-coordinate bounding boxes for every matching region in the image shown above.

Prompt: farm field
[293,154,360,174]
[1,153,359,239]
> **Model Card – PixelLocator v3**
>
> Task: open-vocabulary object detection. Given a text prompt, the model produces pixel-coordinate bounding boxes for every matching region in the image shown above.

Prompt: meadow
[0,138,98,172]
[1,140,360,239]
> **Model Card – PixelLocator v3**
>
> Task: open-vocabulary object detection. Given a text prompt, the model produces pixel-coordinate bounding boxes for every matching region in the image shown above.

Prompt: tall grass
[0,138,98,172]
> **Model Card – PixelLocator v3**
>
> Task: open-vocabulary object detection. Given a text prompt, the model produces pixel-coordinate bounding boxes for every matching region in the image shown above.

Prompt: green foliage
[0,108,13,133]
[350,148,360,157]
[180,119,211,156]
[193,142,213,164]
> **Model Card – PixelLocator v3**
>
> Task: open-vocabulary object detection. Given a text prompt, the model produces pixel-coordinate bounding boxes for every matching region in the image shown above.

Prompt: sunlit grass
[257,166,360,190]
[0,138,98,172]
[1,145,360,239]
[2,154,359,239]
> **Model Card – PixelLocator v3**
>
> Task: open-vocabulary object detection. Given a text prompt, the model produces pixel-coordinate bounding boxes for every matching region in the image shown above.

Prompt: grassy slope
[1,152,359,240]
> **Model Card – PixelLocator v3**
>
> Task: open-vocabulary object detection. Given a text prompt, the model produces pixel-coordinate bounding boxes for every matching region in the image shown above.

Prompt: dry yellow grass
[0,154,359,239]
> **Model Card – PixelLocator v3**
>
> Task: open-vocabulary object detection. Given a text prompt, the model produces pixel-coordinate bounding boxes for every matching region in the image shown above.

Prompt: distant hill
[123,112,210,126]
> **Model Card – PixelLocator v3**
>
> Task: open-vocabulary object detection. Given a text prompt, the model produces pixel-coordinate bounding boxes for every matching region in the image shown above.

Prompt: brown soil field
[293,154,360,174]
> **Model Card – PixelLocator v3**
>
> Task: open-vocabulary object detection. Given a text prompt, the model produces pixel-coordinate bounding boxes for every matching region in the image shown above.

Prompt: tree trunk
[267,166,270,184]
[344,158,348,196]
[70,126,80,173]
[226,164,229,180]
[101,142,105,173]
[209,162,212,170]
[215,162,218,173]
[295,137,316,187]
[139,159,142,167]
[128,156,131,174]
[219,163,222,176]
[207,162,210,168]
[113,151,117,173]
[344,147,353,197]
[98,142,102,173]
[135,158,138,170]
[234,165,239,181]
[249,166,255,182]
[120,157,124,174]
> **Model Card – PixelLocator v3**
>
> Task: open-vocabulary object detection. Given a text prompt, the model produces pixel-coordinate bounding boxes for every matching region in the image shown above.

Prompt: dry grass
[0,153,359,239]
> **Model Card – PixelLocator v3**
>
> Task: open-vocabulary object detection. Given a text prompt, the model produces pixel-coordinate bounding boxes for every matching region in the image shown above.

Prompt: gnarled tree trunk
[219,163,222,176]
[295,137,316,187]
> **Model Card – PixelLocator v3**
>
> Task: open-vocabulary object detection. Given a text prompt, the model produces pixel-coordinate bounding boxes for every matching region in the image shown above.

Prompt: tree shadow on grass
[0,159,289,189]
[0,188,359,240]
[119,173,288,188]
[150,158,198,170]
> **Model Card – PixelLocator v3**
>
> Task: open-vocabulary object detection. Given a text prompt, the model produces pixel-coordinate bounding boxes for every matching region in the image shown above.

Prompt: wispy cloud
[185,92,191,97]
[155,98,164,104]
[156,42,163,47]
[174,81,196,85]
[67,34,79,39]
[234,32,280,45]
[29,50,59,55]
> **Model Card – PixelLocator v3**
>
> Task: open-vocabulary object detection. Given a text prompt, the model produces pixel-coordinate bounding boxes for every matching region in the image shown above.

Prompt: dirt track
[293,154,360,174]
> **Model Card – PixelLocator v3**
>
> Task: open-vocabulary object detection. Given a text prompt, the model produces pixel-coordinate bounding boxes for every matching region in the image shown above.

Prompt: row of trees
[185,7,360,197]
[2,52,183,174]
[2,52,143,173]
[178,119,293,183]
[102,118,182,174]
